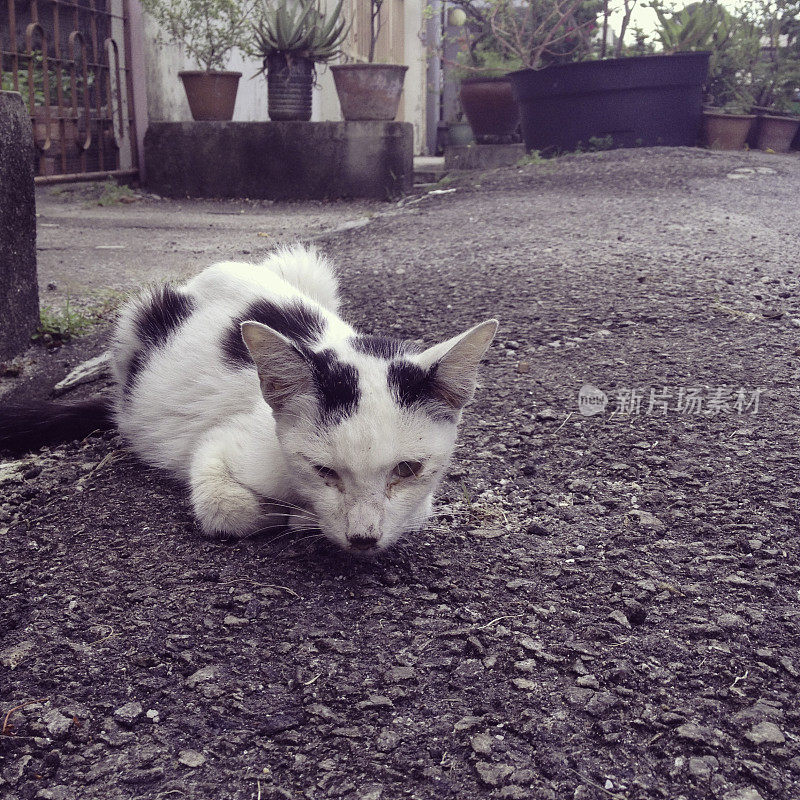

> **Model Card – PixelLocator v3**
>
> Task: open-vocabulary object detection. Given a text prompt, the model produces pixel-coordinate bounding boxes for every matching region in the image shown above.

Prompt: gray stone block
[445,143,526,171]
[144,121,413,200]
[0,92,38,361]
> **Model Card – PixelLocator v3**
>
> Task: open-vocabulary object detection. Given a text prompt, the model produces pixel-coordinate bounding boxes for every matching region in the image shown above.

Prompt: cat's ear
[240,321,314,412]
[417,319,498,410]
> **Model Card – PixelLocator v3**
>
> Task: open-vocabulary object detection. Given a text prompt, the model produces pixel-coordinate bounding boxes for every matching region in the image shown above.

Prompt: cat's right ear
[240,322,314,413]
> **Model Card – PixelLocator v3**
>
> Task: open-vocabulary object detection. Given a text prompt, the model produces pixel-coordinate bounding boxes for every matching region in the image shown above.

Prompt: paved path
[35,183,382,309]
[3,148,800,800]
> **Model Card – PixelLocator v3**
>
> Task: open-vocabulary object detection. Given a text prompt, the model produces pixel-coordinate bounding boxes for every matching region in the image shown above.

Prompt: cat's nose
[348,536,379,552]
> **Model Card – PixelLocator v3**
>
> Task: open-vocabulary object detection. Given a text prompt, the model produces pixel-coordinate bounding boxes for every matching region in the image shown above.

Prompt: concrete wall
[0,92,38,361]
[138,0,429,152]
[145,121,413,199]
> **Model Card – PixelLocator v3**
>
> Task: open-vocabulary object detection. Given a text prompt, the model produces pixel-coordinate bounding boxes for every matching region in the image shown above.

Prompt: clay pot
[755,114,800,153]
[459,77,519,143]
[331,64,408,121]
[179,71,241,121]
[702,111,754,150]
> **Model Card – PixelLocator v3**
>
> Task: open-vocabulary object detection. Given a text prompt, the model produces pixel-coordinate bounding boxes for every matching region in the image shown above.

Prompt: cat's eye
[314,465,340,481]
[393,461,423,479]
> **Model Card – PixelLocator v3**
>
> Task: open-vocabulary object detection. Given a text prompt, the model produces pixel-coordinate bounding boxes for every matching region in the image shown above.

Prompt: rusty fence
[1,0,138,182]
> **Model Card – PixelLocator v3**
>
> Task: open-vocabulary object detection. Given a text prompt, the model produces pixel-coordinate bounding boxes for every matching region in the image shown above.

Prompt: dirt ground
[1,148,799,800]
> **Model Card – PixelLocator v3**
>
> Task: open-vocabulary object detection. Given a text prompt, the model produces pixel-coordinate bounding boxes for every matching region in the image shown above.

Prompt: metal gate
[1,0,138,182]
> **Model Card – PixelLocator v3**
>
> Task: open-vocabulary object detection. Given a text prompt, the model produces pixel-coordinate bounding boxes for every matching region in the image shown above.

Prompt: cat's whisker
[271,500,317,516]
[255,523,320,539]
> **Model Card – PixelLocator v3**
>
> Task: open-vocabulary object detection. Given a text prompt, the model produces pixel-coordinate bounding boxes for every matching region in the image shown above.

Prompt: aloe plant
[249,0,349,67]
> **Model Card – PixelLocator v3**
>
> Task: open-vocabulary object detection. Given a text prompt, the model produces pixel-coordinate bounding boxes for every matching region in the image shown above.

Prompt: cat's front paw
[191,478,264,539]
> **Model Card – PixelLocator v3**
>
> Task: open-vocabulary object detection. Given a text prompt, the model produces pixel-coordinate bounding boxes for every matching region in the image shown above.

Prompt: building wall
[137,0,429,153]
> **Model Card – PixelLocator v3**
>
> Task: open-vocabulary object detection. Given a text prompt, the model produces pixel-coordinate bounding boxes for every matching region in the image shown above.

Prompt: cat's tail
[260,244,340,313]
[0,397,115,455]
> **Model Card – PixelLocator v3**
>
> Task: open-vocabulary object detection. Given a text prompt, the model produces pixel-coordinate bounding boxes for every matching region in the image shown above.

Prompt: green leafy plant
[248,0,349,67]
[516,149,544,165]
[35,298,96,343]
[1,52,93,109]
[452,42,524,80]
[96,181,137,206]
[648,0,728,54]
[743,0,800,111]
[141,0,256,71]
[704,10,760,112]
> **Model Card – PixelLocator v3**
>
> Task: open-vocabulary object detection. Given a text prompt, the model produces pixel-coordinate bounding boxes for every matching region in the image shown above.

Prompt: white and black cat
[0,245,497,552]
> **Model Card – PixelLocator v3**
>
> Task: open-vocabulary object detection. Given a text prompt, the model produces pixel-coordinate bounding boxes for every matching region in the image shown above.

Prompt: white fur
[110,245,496,551]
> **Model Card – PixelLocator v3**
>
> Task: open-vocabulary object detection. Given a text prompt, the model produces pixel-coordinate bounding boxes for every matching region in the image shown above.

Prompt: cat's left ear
[417,319,499,409]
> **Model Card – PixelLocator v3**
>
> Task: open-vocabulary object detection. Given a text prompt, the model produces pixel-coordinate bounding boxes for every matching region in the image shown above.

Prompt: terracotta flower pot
[755,114,800,153]
[459,77,520,143]
[702,111,754,150]
[331,64,408,121]
[179,71,241,121]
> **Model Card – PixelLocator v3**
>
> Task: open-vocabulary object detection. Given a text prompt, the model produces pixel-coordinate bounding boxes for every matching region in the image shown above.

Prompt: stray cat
[0,246,497,552]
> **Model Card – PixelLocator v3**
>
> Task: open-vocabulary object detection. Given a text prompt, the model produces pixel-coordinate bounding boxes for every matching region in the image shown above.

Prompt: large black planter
[509,53,710,154]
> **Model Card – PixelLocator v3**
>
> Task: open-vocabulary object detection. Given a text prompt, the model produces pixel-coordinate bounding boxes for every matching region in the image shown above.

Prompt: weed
[516,150,543,167]
[33,290,124,344]
[35,298,97,343]
[587,135,615,152]
[96,181,136,206]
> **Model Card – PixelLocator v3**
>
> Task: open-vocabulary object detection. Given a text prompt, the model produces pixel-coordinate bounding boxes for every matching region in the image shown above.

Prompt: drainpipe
[125,0,149,182]
[425,0,442,155]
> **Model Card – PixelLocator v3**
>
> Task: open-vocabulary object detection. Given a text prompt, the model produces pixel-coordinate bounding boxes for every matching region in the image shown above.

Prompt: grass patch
[34,290,126,344]
[96,181,137,206]
[516,150,544,167]
[35,299,96,343]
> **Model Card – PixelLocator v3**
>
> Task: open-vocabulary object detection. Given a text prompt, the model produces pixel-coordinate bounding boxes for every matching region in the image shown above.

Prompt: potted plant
[455,43,523,143]
[250,0,349,121]
[141,0,254,121]
[505,0,712,154]
[329,0,408,121]
[698,6,759,150]
[741,0,800,152]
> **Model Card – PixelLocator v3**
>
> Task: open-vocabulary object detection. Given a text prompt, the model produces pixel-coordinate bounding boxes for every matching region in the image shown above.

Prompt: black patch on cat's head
[306,348,360,423]
[224,299,326,367]
[387,360,456,423]
[125,285,195,395]
[350,335,416,360]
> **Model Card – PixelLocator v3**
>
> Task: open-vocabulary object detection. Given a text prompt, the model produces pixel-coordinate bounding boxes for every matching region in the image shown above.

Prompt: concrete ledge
[144,122,413,200]
[445,143,525,171]
[0,92,38,361]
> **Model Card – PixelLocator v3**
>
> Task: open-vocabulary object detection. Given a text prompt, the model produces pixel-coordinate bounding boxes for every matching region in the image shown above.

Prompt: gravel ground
[1,147,799,800]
